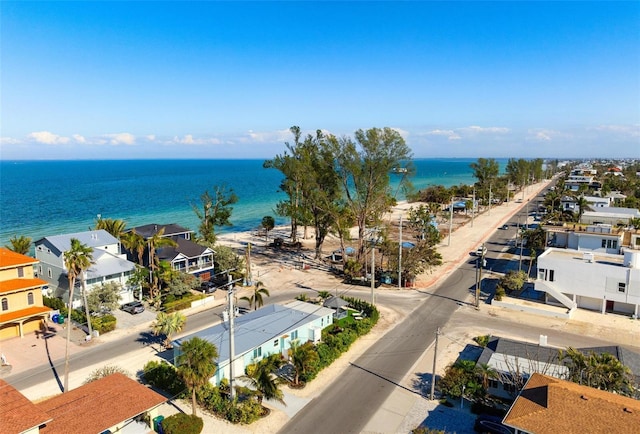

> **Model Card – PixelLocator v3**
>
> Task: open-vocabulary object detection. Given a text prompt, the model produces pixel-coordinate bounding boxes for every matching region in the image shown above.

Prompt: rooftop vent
[623,407,633,414]
[581,395,589,401]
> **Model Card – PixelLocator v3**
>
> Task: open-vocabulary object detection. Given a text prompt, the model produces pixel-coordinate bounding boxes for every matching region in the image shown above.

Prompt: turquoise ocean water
[0,158,500,246]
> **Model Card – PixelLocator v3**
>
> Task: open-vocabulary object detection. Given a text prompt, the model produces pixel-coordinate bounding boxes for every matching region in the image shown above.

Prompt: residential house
[475,336,640,400]
[475,336,567,400]
[0,373,166,434]
[0,248,52,340]
[34,230,138,307]
[173,300,334,385]
[546,224,625,255]
[560,195,610,213]
[127,223,215,280]
[502,373,640,434]
[536,247,640,316]
[580,206,640,226]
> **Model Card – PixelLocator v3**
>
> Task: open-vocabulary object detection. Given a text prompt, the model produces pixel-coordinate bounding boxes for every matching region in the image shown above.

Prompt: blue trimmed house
[173,300,334,385]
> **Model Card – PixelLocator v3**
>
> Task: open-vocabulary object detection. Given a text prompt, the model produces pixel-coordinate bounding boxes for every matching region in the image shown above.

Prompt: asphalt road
[280,187,555,434]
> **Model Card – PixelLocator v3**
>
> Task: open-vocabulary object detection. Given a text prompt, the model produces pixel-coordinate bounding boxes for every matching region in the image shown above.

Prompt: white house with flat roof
[173,300,335,385]
[580,207,640,226]
[536,247,640,316]
[546,224,624,255]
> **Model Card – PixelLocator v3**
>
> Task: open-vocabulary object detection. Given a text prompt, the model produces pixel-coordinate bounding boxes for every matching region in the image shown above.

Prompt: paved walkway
[3,179,638,433]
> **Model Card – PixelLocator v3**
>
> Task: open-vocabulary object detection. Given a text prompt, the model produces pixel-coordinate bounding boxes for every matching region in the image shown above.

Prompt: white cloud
[27,131,70,144]
[103,133,136,145]
[426,129,462,140]
[0,136,21,145]
[245,129,292,143]
[590,124,640,137]
[145,134,156,141]
[170,135,222,145]
[459,126,510,134]
[72,134,86,143]
[526,128,571,142]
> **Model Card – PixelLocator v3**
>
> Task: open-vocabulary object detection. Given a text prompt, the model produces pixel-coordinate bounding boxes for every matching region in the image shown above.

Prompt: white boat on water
[391,167,408,174]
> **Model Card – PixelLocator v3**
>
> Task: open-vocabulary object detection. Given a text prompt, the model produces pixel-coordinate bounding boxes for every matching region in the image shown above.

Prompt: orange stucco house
[0,248,52,340]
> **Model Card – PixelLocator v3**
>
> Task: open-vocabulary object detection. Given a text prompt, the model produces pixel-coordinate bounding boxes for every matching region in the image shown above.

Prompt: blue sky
[2,1,639,160]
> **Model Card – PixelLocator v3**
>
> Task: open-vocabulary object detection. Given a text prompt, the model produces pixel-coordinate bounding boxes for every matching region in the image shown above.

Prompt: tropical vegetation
[240,281,270,311]
[177,336,219,416]
[152,311,187,349]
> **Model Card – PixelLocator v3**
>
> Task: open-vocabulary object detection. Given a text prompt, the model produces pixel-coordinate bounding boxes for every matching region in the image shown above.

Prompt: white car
[476,246,487,257]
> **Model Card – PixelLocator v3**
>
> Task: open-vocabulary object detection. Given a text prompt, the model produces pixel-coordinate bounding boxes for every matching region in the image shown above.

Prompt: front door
[606,300,614,312]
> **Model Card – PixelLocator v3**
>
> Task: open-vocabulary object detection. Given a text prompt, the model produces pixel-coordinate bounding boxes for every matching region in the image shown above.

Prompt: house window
[273,339,278,347]
[601,239,607,248]
[27,292,34,305]
[253,347,262,359]
[37,246,43,251]
[48,268,52,278]
[291,330,298,340]
[18,267,24,277]
[1,298,7,311]
[618,283,626,293]
[548,269,555,282]
[538,269,546,281]
[39,265,42,275]
[603,239,617,249]
[488,379,499,389]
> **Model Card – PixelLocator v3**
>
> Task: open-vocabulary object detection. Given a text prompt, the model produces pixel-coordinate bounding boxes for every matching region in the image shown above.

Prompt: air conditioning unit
[583,252,594,263]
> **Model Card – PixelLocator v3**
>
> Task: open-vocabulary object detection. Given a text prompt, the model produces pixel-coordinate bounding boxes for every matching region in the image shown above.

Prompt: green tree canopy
[6,235,32,255]
[86,281,122,313]
[177,337,218,416]
[192,185,238,245]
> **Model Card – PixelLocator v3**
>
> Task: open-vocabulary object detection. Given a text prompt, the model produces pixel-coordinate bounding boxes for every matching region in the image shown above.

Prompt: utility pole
[488,184,492,216]
[448,197,453,246]
[371,241,375,305]
[471,188,475,228]
[475,243,485,308]
[430,327,440,400]
[398,215,402,289]
[228,275,236,400]
[518,218,523,272]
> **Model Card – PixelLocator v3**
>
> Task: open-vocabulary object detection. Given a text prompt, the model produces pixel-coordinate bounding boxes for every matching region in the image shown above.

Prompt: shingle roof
[36,373,166,434]
[157,237,211,261]
[174,301,334,364]
[129,223,191,239]
[0,380,52,434]
[503,373,640,434]
[0,248,38,269]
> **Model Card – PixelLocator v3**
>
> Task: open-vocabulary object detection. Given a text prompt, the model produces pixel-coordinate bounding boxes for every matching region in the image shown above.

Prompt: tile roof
[0,380,52,434]
[0,306,52,324]
[0,277,49,294]
[36,373,166,434]
[503,373,640,434]
[0,248,38,269]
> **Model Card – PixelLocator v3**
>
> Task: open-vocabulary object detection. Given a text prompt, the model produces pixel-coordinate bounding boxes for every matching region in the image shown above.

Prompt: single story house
[580,207,640,226]
[173,300,335,385]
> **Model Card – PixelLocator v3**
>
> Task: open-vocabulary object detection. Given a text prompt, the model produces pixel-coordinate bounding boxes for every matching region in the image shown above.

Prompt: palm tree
[63,238,94,393]
[151,311,186,349]
[574,195,592,223]
[94,217,127,239]
[288,339,319,386]
[6,235,32,255]
[120,230,146,265]
[240,281,270,311]
[177,337,218,416]
[147,228,177,302]
[242,355,286,405]
[475,362,499,391]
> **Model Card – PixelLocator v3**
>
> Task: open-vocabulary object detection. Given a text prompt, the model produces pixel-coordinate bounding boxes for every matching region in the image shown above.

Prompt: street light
[475,243,486,308]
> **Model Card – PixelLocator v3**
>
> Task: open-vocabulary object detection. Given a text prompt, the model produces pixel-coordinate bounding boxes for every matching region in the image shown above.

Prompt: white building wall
[566,233,621,254]
[537,248,640,315]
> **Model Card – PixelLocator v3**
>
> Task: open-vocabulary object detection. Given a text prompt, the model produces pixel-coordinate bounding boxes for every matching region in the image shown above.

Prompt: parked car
[200,281,217,293]
[474,414,512,434]
[121,301,145,315]
[499,224,509,230]
[476,245,488,256]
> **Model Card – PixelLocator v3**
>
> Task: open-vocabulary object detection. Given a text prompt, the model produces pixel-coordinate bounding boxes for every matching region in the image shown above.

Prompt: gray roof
[129,223,191,239]
[578,345,640,380]
[157,237,212,262]
[477,336,563,366]
[583,207,640,217]
[174,301,334,365]
[36,230,119,253]
[86,250,137,280]
[323,296,349,309]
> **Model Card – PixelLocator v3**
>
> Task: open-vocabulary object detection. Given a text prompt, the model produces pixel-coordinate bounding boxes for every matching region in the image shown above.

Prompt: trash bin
[51,314,59,323]
[57,315,65,325]
[152,415,164,433]
[92,330,100,338]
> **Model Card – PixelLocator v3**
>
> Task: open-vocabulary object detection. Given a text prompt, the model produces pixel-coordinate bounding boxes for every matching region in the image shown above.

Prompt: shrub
[473,335,491,347]
[161,413,203,434]
[471,401,506,417]
[163,294,199,313]
[495,285,506,301]
[43,296,67,312]
[142,360,186,397]
[91,314,116,334]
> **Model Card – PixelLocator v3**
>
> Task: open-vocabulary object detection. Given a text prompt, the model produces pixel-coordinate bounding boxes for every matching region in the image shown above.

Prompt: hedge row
[161,414,203,434]
[44,296,116,334]
[163,293,204,313]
